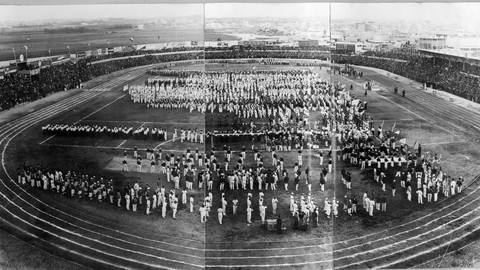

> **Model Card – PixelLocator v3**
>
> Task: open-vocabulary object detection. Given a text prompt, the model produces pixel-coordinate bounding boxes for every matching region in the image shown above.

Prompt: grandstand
[1,37,480,270]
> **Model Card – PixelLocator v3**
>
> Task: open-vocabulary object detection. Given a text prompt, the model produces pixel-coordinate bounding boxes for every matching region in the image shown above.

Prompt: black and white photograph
[1,1,480,269]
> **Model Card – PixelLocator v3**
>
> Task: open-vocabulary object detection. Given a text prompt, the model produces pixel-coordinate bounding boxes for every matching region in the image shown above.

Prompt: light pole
[24,45,28,61]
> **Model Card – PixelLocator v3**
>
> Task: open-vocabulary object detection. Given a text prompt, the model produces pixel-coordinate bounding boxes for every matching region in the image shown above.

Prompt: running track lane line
[331,189,480,256]
[0,114,206,251]
[204,184,480,251]
[0,91,480,255]
[0,203,184,270]
[335,204,480,269]
[413,238,476,268]
[0,96,472,266]
[0,102,206,265]
[0,90,205,250]
[206,188,480,257]
[0,216,133,270]
[208,203,480,268]
[0,68,476,268]
[371,215,480,270]
[0,197,205,267]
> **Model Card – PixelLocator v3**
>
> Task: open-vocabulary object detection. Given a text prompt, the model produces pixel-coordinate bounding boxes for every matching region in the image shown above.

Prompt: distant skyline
[0,4,204,23]
[205,3,330,20]
[331,3,480,27]
[1,3,479,29]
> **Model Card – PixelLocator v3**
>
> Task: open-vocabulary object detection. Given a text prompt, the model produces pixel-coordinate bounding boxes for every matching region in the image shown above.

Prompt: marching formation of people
[6,47,475,236]
[17,161,199,218]
[3,46,479,114]
[0,52,203,112]
[41,123,170,141]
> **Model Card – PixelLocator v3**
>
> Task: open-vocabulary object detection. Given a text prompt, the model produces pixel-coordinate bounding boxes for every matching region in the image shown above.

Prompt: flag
[391,121,396,132]
[24,45,28,50]
[381,120,385,129]
[412,140,417,149]
[130,38,134,42]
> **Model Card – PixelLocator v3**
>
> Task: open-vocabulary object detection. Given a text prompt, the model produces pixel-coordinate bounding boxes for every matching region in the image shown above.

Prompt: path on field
[204,66,480,269]
[0,65,206,269]
[0,61,480,269]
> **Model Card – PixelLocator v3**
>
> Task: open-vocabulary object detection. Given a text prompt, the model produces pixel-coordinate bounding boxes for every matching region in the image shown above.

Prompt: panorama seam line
[2,116,207,253]
[207,205,480,268]
[0,115,205,265]
[207,194,480,259]
[0,79,204,250]
[3,63,480,268]
[205,184,480,251]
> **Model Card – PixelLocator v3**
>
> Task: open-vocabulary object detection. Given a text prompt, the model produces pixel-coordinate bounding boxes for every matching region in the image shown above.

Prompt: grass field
[2,60,480,269]
[0,27,240,62]
[5,65,208,243]
[8,61,479,239]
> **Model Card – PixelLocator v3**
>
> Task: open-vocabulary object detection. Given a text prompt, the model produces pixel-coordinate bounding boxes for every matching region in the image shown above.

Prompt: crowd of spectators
[3,46,480,113]
[0,52,202,112]
[333,51,480,103]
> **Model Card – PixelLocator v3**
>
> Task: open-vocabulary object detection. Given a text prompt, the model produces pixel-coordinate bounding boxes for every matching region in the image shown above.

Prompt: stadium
[2,2,480,270]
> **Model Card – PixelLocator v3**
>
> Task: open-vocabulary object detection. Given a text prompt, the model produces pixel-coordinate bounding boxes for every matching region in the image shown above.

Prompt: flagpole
[24,46,28,61]
[12,48,17,66]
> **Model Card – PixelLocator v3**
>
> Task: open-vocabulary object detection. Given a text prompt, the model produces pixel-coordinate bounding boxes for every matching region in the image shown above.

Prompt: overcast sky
[0,4,203,22]
[1,3,479,27]
[331,3,480,26]
[205,3,330,20]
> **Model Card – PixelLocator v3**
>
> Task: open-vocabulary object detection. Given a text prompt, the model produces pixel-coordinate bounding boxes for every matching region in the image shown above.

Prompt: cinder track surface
[0,60,479,269]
